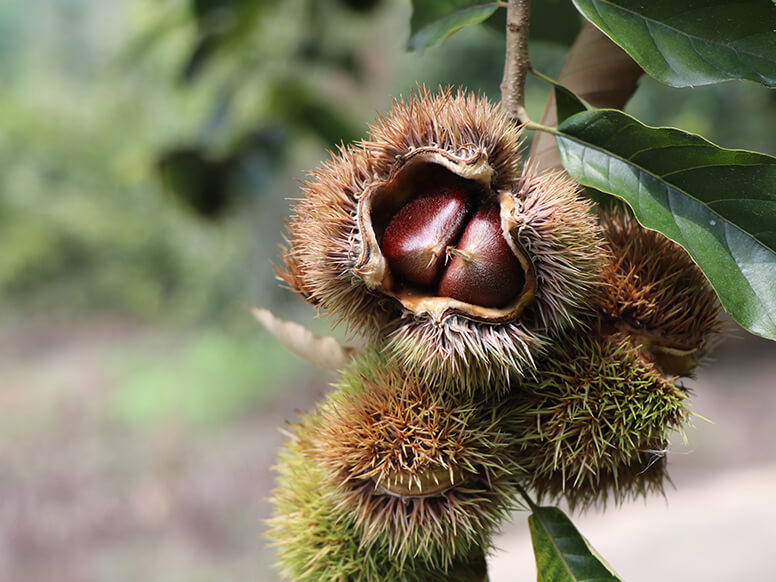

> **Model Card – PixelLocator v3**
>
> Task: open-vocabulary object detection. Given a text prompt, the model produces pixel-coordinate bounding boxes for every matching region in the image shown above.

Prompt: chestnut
[380,185,471,287]
[438,205,525,308]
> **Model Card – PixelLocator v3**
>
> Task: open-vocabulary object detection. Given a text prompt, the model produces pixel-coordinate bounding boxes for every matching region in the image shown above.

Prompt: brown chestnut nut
[380,185,471,287]
[438,205,525,308]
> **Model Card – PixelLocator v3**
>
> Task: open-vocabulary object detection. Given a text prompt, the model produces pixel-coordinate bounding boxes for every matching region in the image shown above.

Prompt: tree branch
[500,0,532,123]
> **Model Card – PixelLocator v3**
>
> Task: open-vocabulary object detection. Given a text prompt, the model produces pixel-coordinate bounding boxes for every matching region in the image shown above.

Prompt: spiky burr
[506,331,689,509]
[268,403,497,581]
[279,88,607,391]
[267,350,524,578]
[599,207,722,376]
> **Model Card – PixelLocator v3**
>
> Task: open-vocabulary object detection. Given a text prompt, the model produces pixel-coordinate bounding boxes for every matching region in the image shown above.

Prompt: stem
[516,484,539,511]
[500,0,532,124]
[524,121,559,136]
[527,66,555,87]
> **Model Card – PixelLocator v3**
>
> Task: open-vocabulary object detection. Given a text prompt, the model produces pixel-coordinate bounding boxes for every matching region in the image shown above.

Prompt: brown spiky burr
[308,351,523,570]
[267,410,491,581]
[599,207,723,376]
[506,331,689,509]
[279,88,607,390]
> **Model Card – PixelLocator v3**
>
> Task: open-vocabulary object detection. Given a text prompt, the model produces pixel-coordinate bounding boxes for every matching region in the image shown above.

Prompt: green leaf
[529,505,622,582]
[553,109,776,340]
[410,0,580,49]
[555,86,587,124]
[571,0,776,87]
[544,79,589,124]
[408,3,501,53]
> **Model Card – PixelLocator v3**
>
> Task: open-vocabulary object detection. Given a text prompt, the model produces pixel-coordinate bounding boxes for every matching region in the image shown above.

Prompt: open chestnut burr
[279,89,607,390]
[356,148,535,321]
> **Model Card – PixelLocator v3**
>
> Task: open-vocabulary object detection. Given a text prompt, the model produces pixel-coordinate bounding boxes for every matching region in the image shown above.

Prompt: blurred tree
[0,0,772,326]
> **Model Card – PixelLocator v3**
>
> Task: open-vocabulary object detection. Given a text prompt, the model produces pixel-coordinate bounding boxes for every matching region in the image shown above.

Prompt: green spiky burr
[312,352,523,567]
[507,331,689,509]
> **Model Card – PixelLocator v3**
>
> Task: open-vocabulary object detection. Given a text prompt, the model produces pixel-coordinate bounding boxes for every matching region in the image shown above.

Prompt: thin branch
[516,484,539,511]
[500,0,532,124]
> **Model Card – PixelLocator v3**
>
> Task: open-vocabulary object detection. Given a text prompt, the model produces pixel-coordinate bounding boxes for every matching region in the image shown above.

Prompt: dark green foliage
[158,147,235,219]
[183,0,272,83]
[408,4,501,53]
[409,0,482,39]
[157,125,288,219]
[528,505,622,582]
[571,0,776,87]
[409,0,582,51]
[524,0,582,47]
[339,0,382,13]
[555,109,776,340]
[269,82,364,147]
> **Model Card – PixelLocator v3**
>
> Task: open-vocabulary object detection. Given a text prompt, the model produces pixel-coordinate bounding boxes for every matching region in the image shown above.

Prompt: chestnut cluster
[267,89,721,581]
[381,184,524,308]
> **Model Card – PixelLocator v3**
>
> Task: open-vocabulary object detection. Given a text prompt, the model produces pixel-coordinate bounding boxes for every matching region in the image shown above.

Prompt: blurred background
[1,1,774,581]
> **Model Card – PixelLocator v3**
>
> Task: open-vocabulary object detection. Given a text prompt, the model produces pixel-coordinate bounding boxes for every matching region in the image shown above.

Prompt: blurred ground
[0,318,332,582]
[1,319,774,582]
